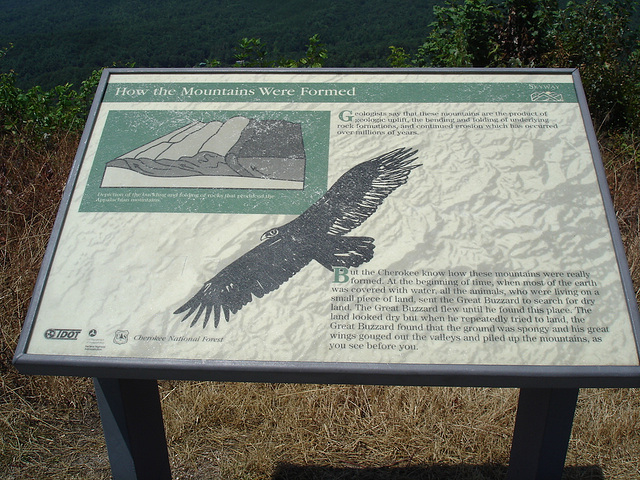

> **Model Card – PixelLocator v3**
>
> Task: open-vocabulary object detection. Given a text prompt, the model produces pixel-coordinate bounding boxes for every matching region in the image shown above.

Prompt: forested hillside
[0,0,438,90]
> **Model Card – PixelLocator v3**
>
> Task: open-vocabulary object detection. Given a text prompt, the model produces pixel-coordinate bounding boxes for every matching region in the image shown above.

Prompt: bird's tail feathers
[174,284,231,328]
[314,236,375,271]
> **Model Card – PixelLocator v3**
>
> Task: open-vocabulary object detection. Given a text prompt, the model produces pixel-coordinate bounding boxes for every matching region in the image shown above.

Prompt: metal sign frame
[13,68,640,388]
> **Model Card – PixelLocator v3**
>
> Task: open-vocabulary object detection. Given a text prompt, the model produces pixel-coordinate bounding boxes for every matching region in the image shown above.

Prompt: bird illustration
[175,147,420,328]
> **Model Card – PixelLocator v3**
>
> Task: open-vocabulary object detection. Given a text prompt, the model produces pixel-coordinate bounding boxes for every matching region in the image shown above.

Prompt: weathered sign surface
[14,69,640,385]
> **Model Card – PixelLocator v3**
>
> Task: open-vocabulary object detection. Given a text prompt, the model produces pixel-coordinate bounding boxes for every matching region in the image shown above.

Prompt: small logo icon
[113,330,129,345]
[531,91,563,102]
[89,329,97,337]
[44,329,82,340]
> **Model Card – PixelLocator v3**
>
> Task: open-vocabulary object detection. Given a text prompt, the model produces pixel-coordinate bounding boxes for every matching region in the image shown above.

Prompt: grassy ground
[1,130,639,479]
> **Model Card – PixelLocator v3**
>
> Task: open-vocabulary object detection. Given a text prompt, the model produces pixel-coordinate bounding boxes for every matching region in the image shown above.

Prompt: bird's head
[260,228,279,242]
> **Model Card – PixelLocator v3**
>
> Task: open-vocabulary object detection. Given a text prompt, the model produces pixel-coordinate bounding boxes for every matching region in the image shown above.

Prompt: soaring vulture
[175,147,420,328]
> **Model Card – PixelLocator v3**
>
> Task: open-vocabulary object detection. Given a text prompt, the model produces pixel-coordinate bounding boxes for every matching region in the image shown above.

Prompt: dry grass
[1,129,639,479]
[602,132,640,299]
[159,383,518,479]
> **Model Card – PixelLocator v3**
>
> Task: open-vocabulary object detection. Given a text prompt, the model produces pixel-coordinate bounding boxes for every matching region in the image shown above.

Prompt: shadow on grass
[272,463,604,480]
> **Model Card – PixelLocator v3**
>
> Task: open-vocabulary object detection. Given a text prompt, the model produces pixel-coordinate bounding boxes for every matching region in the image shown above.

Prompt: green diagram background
[80,109,330,214]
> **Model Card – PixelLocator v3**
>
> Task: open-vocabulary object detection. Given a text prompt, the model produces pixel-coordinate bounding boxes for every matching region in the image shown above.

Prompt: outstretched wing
[175,236,314,328]
[300,147,420,235]
[175,147,420,328]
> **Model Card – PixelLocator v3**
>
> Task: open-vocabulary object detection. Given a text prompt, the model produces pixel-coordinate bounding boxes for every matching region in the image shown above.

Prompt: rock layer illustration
[101,116,306,188]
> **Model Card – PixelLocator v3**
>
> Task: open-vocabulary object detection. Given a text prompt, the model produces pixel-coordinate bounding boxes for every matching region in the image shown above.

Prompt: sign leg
[94,378,172,480]
[507,388,579,480]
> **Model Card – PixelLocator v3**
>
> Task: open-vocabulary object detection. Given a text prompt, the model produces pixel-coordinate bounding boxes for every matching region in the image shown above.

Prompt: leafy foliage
[541,0,640,130]
[425,0,502,67]
[493,0,559,67]
[234,38,270,68]
[284,34,329,68]
[0,47,101,148]
[389,0,640,131]
[223,35,328,68]
[389,0,557,68]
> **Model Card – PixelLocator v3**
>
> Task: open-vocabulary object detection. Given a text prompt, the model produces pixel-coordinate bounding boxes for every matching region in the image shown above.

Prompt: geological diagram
[100,116,307,189]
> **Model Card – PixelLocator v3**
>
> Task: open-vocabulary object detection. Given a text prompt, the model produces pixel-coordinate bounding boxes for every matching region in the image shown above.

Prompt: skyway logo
[44,329,82,340]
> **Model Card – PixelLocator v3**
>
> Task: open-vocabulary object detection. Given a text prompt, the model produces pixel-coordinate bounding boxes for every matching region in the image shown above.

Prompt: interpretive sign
[14,69,640,387]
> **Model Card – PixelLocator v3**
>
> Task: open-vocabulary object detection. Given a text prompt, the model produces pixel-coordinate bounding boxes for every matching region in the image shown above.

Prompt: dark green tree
[494,0,558,67]
[541,0,640,130]
[387,0,639,131]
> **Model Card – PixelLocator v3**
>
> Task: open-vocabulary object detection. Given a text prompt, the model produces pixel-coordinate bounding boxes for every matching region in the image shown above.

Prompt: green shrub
[1,45,101,148]
[541,0,640,130]
[424,0,501,67]
[205,35,328,69]
[387,0,639,132]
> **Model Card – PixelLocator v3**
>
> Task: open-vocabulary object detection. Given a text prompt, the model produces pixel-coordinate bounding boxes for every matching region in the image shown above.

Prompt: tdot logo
[44,329,82,340]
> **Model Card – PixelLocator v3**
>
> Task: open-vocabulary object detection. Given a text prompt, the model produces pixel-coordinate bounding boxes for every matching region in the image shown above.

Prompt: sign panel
[14,69,640,386]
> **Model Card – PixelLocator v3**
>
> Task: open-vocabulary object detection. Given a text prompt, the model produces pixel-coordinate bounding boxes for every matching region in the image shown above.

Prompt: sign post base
[94,378,171,480]
[507,388,579,480]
